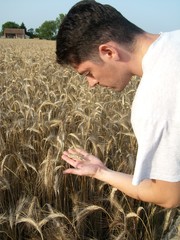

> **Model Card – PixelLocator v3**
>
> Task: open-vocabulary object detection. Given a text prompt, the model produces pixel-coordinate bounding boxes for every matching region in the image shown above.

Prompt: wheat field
[0,39,179,240]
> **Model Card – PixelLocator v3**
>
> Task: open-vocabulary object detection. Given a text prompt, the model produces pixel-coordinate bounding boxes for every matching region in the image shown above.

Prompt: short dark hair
[56,0,144,66]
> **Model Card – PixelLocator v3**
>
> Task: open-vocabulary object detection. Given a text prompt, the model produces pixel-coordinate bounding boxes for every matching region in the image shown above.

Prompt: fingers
[63,148,89,161]
[62,148,87,169]
[74,148,89,156]
[62,151,85,175]
[62,152,79,168]
[73,148,92,161]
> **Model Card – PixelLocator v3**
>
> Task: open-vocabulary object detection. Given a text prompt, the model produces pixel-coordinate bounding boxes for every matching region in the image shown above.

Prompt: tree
[27,28,35,38]
[1,21,20,34]
[20,22,27,34]
[55,13,65,29]
[36,20,57,40]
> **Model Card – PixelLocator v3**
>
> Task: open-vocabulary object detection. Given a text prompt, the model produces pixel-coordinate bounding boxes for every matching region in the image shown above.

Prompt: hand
[62,148,107,178]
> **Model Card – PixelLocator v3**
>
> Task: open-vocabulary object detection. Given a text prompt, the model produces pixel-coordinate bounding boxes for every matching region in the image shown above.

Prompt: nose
[87,77,98,87]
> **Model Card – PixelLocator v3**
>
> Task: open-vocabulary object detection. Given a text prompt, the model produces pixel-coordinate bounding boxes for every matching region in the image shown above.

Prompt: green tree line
[0,13,65,40]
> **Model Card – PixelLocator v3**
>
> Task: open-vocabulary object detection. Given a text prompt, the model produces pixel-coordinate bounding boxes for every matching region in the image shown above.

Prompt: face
[75,59,132,92]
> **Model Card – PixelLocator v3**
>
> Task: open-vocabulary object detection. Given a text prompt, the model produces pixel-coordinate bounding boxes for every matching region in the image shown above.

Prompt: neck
[130,32,160,77]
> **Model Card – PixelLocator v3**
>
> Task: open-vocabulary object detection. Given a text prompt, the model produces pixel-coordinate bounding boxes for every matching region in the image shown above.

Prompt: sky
[0,0,180,33]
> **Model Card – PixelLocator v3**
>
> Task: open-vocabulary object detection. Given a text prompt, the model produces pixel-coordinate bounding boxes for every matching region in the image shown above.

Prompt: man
[56,0,180,208]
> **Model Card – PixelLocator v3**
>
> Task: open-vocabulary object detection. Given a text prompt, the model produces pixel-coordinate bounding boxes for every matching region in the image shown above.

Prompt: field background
[0,39,179,240]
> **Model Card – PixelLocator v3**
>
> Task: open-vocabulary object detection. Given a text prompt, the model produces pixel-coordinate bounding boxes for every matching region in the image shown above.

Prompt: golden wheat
[0,39,179,240]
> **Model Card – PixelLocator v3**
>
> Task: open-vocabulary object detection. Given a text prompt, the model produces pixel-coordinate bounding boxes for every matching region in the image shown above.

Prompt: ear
[99,43,120,61]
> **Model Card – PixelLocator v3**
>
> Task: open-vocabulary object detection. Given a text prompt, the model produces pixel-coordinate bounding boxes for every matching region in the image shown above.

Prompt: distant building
[4,28,25,39]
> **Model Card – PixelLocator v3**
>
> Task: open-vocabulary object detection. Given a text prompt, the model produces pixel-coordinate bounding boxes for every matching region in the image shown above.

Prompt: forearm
[94,168,140,200]
[94,168,180,208]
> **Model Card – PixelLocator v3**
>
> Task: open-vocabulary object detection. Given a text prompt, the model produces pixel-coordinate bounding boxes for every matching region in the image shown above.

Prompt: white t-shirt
[131,30,180,185]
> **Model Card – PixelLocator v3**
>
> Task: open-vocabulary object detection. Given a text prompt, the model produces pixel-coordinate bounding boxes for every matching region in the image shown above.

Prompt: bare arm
[95,168,180,208]
[62,148,180,208]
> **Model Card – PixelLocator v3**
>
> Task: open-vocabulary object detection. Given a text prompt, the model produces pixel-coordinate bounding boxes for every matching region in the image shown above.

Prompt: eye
[86,72,94,78]
[83,71,90,77]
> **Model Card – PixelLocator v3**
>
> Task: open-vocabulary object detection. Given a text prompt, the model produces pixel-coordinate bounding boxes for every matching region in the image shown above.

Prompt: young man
[56,0,180,208]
